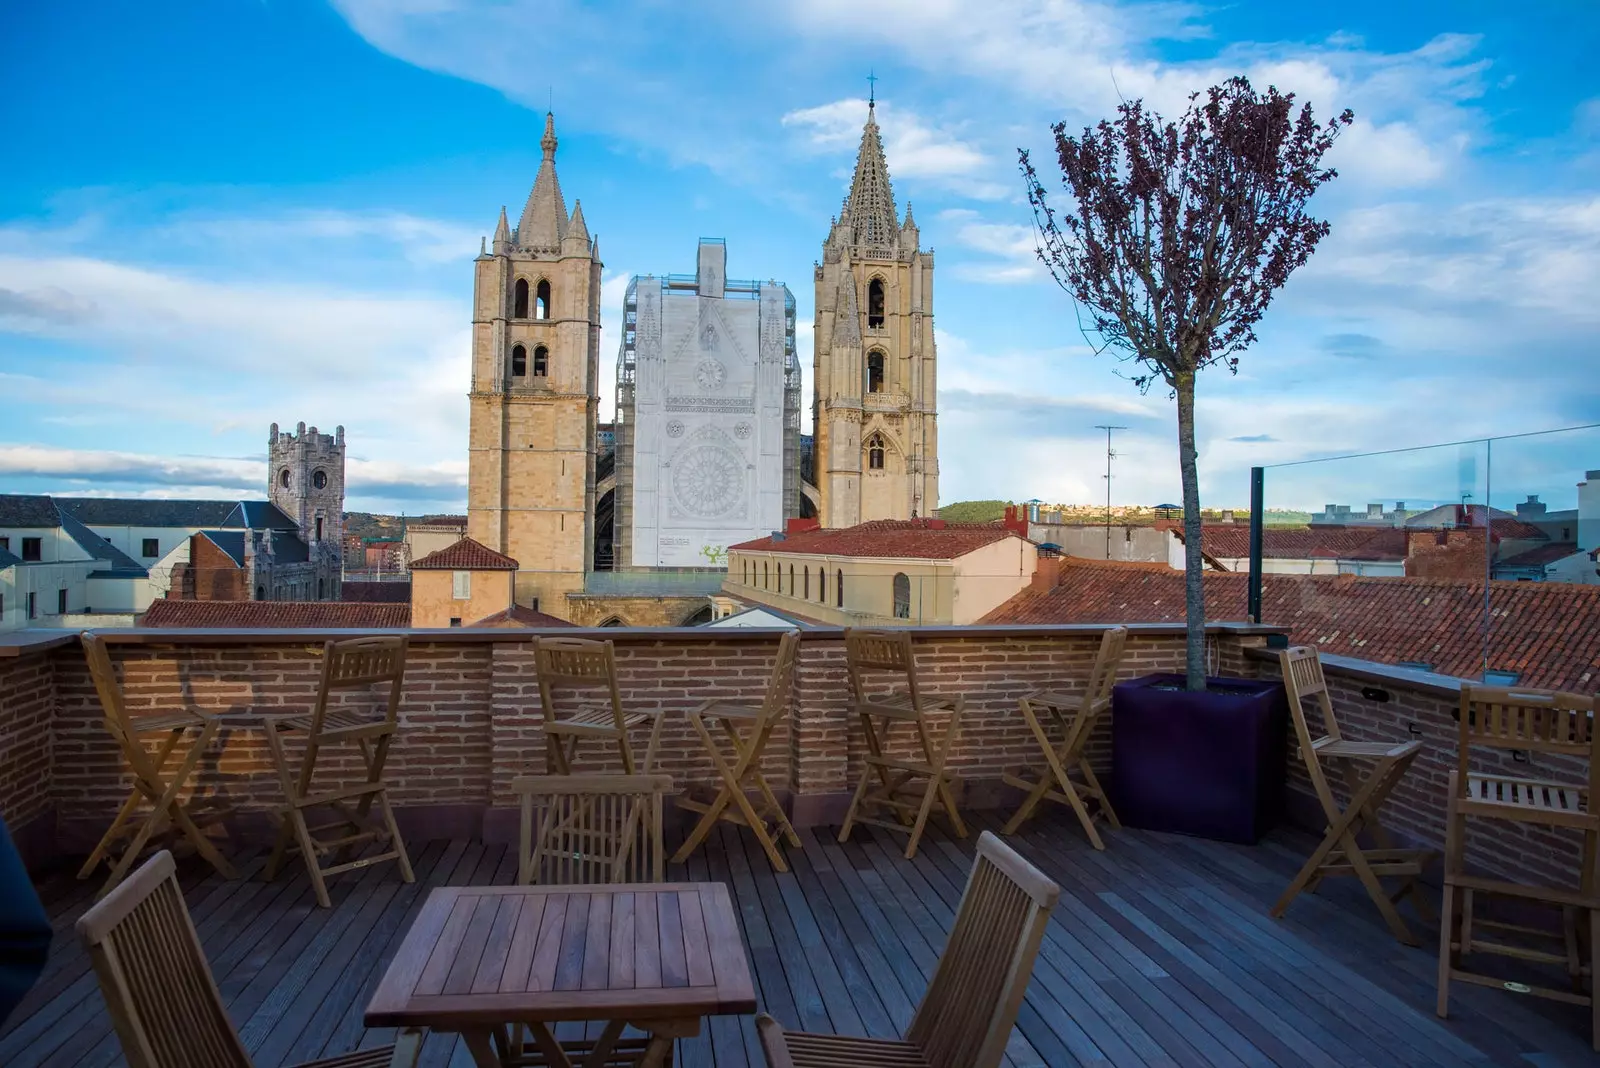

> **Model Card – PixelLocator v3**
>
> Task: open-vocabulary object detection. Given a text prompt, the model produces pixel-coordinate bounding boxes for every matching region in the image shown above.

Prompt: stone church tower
[813,99,939,527]
[467,113,602,611]
[267,420,344,599]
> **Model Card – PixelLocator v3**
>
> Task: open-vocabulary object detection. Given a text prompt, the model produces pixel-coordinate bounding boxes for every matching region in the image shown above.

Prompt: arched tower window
[514,278,529,319]
[867,350,885,394]
[867,433,886,471]
[511,344,527,377]
[763,561,769,588]
[867,278,885,329]
[535,279,551,320]
[893,572,911,619]
[819,568,827,603]
[789,564,795,595]
[533,345,549,377]
[803,566,810,600]
[278,468,291,489]
[836,569,844,608]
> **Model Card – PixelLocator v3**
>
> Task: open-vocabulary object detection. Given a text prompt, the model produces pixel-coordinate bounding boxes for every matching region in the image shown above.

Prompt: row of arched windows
[510,344,548,378]
[512,278,551,320]
[740,555,845,608]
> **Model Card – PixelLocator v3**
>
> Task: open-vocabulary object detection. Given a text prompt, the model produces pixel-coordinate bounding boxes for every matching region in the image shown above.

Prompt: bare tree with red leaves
[1022,76,1352,691]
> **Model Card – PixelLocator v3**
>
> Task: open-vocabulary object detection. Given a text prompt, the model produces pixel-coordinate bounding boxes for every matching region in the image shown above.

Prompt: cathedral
[465,100,940,615]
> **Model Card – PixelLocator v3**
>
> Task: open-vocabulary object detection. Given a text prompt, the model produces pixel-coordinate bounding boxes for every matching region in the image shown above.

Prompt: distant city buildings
[0,421,345,631]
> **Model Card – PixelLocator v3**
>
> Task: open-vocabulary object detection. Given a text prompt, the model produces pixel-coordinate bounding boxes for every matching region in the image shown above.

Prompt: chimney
[1367,503,1383,518]
[1220,509,1235,524]
[1579,471,1600,552]
[1030,554,1063,593]
[785,517,820,535]
[1001,506,1028,538]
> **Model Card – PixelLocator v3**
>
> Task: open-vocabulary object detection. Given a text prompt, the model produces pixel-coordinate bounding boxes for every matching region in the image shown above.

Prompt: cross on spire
[867,70,877,105]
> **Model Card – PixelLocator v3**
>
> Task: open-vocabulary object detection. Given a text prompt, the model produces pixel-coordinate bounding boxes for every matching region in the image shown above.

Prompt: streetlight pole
[1094,425,1127,560]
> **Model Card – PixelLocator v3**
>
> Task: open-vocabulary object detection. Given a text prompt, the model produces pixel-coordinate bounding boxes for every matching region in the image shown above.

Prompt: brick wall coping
[60,620,1288,648]
[0,630,78,658]
[1245,644,1464,699]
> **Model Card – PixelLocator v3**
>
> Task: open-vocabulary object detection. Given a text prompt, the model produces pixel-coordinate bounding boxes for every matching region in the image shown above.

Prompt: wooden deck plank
[12,816,1600,1068]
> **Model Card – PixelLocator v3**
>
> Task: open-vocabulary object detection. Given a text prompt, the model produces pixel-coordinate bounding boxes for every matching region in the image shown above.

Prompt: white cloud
[782,98,1004,198]
[937,210,1044,283]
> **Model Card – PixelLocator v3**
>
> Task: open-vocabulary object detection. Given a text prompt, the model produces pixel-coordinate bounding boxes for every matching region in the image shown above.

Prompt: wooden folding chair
[1438,685,1598,1049]
[837,629,967,860]
[1002,626,1127,846]
[536,637,665,775]
[77,849,421,1068]
[511,773,671,885]
[757,830,1060,1068]
[263,636,415,909]
[1270,645,1435,945]
[673,630,802,871]
[76,632,236,899]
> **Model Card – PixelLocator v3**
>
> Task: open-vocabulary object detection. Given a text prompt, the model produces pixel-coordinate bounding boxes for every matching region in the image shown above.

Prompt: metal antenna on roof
[1095,425,1128,560]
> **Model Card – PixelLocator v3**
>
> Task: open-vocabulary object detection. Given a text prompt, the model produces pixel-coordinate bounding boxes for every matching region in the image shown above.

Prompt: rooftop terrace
[1,624,1595,1065]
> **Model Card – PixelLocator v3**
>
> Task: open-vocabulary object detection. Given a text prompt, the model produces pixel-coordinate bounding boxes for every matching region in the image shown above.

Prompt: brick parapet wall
[34,623,1551,883]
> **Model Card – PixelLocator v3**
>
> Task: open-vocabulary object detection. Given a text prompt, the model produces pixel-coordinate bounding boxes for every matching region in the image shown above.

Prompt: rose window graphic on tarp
[670,442,745,519]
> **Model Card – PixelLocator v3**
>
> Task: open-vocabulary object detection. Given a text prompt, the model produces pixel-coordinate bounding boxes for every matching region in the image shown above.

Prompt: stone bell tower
[466,112,603,612]
[813,98,939,527]
[267,420,345,597]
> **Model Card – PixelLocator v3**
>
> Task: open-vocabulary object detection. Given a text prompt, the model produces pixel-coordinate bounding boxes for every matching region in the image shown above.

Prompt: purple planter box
[1110,674,1289,845]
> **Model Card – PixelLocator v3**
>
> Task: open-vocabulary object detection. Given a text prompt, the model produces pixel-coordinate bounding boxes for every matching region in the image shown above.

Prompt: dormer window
[867,278,885,329]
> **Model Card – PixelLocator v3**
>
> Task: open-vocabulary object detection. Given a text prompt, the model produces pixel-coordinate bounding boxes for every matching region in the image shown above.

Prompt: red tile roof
[142,599,411,628]
[1182,525,1407,561]
[730,520,1022,560]
[1406,504,1549,542]
[1497,543,1582,568]
[983,557,1600,690]
[471,605,577,628]
[410,537,518,571]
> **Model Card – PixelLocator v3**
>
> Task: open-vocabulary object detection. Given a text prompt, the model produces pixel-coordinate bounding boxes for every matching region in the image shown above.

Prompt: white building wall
[0,560,97,630]
[627,242,789,567]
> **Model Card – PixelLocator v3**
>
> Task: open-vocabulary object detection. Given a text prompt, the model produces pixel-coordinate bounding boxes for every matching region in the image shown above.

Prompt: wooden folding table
[366,882,756,1068]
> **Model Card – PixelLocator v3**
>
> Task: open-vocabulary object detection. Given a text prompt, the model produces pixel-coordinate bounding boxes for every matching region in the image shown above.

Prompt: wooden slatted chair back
[76,850,253,1068]
[1083,626,1129,710]
[81,633,151,769]
[756,630,802,725]
[844,628,921,709]
[308,635,408,740]
[905,831,1061,1068]
[1457,686,1598,796]
[514,773,672,885]
[1278,645,1345,812]
[535,636,626,722]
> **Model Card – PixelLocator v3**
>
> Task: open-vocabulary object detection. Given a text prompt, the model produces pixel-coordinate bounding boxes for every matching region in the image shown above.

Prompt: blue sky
[2,1,1597,517]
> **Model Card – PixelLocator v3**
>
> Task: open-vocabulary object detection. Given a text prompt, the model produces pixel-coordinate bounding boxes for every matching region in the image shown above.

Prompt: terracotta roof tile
[730,520,1022,560]
[340,580,412,603]
[142,600,410,628]
[1182,525,1407,561]
[983,557,1600,690]
[410,537,519,571]
[471,605,577,628]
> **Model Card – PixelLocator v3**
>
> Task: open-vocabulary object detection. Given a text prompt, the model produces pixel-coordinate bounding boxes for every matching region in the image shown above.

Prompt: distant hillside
[343,512,466,541]
[937,500,1011,524]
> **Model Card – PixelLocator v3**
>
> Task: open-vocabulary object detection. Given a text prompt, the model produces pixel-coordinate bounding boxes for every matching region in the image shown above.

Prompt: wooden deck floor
[4,814,1596,1068]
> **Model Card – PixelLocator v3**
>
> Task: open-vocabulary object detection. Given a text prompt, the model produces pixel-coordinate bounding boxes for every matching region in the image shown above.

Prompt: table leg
[628,1016,700,1068]
[462,1029,510,1068]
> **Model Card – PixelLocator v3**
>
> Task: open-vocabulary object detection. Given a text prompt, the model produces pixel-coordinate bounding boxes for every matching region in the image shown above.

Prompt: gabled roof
[470,604,576,628]
[234,500,299,530]
[0,545,21,569]
[57,510,147,577]
[0,495,63,527]
[141,600,410,629]
[730,520,1021,561]
[983,556,1600,691]
[411,537,519,571]
[1404,504,1548,541]
[257,528,309,564]
[52,496,298,530]
[706,604,819,629]
[197,530,248,567]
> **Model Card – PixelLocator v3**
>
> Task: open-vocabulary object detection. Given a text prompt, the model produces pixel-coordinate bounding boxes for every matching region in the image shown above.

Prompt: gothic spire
[492,205,510,253]
[563,199,590,253]
[516,112,568,250]
[831,265,862,349]
[843,100,898,248]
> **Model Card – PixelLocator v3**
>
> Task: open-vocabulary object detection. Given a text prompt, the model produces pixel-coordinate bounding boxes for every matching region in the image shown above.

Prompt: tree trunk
[1175,372,1206,691]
